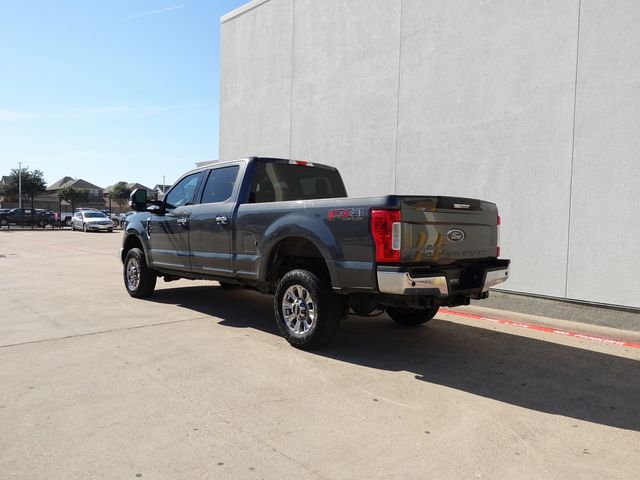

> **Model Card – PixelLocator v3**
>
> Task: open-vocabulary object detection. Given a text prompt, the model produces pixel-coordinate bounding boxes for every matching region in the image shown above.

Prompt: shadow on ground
[148,285,640,432]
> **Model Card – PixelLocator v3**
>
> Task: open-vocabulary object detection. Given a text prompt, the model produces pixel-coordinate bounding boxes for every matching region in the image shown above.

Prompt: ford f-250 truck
[121,157,510,348]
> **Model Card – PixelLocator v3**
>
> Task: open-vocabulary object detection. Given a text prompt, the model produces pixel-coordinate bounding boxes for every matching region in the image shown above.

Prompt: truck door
[189,165,240,276]
[148,172,204,271]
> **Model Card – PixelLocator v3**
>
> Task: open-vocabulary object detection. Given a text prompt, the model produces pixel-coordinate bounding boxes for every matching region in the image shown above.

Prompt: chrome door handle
[215,215,228,225]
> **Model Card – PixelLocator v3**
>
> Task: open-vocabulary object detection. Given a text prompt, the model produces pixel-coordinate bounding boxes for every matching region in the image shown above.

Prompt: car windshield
[84,212,107,218]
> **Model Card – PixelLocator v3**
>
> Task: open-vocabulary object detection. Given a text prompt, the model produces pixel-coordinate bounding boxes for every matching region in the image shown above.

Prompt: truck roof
[185,157,339,176]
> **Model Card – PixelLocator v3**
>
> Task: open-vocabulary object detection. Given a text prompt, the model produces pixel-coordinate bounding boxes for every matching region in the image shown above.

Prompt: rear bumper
[376,260,510,297]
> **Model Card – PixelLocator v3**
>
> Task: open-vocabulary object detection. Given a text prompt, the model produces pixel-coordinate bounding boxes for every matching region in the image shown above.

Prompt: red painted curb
[440,308,640,349]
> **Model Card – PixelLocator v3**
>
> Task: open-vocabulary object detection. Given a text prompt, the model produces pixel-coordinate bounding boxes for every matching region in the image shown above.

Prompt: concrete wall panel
[567,0,640,307]
[289,0,401,197]
[219,0,293,160]
[396,0,580,297]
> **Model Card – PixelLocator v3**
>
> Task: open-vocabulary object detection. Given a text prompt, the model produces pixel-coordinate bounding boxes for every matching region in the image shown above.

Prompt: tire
[108,228,113,233]
[123,248,157,298]
[274,269,345,349]
[387,305,439,326]
[71,222,76,231]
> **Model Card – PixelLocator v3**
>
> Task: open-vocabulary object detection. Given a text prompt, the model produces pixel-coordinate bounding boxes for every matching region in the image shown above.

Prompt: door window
[164,172,204,211]
[201,166,239,204]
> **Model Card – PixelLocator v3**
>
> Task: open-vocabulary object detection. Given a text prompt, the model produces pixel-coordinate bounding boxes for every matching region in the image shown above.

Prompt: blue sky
[0,0,247,189]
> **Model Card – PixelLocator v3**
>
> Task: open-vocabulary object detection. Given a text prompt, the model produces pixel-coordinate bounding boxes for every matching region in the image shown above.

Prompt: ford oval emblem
[447,229,466,242]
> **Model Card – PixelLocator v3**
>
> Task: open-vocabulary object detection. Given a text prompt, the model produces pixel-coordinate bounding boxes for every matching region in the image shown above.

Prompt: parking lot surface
[1,230,639,479]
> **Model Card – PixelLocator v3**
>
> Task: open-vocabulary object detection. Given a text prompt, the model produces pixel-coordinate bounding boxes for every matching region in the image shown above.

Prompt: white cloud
[0,108,38,121]
[125,4,186,20]
[0,104,196,121]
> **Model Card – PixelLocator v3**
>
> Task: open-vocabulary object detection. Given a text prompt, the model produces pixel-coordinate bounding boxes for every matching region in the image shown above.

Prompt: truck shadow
[149,285,640,432]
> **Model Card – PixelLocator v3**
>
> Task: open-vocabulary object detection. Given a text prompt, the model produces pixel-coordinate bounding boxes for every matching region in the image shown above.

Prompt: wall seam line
[288,0,295,158]
[565,0,582,298]
[393,0,404,194]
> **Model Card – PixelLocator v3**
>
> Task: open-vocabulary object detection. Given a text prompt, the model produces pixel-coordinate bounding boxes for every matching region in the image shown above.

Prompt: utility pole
[18,162,22,208]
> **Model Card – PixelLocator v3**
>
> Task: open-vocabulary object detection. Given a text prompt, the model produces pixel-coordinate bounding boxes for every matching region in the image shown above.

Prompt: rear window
[249,162,347,203]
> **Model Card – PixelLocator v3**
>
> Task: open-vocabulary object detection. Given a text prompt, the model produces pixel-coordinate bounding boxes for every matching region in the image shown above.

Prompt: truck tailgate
[400,196,498,265]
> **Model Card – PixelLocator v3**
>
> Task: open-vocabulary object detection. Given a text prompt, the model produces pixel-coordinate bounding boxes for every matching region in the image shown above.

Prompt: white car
[71,211,114,232]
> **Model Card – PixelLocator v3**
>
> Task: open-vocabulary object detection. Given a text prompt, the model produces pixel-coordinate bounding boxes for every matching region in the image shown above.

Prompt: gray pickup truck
[121,157,509,348]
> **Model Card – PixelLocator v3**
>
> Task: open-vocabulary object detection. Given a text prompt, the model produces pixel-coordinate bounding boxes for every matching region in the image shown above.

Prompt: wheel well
[266,237,330,287]
[121,235,143,263]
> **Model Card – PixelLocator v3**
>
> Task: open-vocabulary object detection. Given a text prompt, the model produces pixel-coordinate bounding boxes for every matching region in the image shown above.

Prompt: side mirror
[129,188,148,211]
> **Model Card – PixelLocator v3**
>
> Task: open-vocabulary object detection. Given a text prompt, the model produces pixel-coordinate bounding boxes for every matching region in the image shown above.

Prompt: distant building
[195,160,217,168]
[46,177,105,210]
[46,176,74,192]
[153,184,172,200]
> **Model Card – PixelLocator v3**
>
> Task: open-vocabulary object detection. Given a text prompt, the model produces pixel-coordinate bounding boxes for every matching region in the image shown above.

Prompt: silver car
[71,211,114,232]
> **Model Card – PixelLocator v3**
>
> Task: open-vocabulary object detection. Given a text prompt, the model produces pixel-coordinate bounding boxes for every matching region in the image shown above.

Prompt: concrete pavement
[1,230,639,479]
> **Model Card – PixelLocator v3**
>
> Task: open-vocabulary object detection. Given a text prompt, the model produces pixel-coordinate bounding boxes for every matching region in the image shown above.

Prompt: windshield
[84,212,107,218]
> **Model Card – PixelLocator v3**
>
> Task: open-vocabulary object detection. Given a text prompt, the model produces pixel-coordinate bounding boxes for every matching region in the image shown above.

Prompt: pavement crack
[0,316,212,349]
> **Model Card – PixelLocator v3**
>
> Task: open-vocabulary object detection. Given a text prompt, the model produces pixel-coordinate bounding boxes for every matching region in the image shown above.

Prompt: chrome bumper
[377,270,450,295]
[377,265,510,296]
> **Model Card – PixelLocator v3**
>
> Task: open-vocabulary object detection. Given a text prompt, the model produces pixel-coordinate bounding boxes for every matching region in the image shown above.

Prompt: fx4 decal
[328,208,365,221]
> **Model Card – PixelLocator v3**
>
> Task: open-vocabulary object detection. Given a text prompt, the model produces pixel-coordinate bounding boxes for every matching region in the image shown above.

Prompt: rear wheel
[387,305,439,326]
[123,248,156,298]
[274,269,345,349]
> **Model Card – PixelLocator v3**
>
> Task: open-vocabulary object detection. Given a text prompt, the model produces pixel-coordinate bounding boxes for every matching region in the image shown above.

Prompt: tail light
[371,209,401,263]
[496,214,501,257]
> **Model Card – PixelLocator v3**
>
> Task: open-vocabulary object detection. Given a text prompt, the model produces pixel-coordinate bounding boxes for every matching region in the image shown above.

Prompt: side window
[249,163,277,203]
[201,166,239,204]
[164,172,204,210]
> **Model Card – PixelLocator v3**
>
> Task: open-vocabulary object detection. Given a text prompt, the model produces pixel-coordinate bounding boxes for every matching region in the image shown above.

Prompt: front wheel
[274,269,345,349]
[123,248,157,298]
[387,305,439,326]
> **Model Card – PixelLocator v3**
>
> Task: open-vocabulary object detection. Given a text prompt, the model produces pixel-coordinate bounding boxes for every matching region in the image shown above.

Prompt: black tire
[0,218,7,227]
[108,228,113,233]
[274,269,345,349]
[123,248,157,298]
[387,305,439,326]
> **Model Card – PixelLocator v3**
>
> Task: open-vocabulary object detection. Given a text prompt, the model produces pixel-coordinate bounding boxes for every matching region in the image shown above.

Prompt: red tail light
[371,209,401,263]
[496,214,501,257]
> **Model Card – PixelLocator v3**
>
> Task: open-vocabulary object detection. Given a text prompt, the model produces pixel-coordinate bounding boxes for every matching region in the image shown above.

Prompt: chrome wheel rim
[282,284,316,335]
[126,257,141,291]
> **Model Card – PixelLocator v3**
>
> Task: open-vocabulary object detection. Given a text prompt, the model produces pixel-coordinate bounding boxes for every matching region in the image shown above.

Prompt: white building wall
[219,0,640,309]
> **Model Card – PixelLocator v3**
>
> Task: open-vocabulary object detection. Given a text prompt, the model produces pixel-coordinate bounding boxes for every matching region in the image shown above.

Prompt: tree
[109,182,132,210]
[0,167,47,201]
[58,186,88,211]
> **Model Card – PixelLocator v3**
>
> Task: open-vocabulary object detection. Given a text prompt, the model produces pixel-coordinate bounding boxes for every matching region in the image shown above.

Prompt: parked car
[71,211,114,232]
[0,208,55,228]
[121,157,510,349]
[118,211,135,230]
